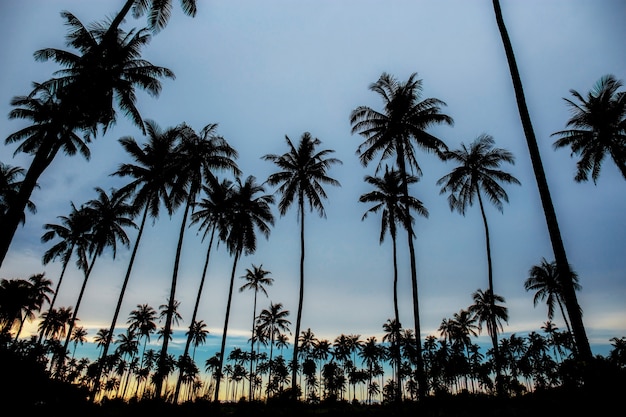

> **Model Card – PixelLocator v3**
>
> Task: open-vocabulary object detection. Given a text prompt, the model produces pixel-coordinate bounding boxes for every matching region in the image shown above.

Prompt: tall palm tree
[0,162,36,224]
[161,123,239,401]
[0,11,174,267]
[468,288,508,389]
[437,134,520,388]
[491,0,592,361]
[359,166,427,334]
[59,187,135,373]
[214,175,274,402]
[256,302,291,397]
[239,264,274,401]
[524,258,581,336]
[551,74,626,183]
[262,132,341,398]
[350,72,453,398]
[92,120,181,401]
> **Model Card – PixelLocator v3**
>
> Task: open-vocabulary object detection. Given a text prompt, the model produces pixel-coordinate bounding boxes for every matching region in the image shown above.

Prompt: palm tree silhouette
[257,302,291,398]
[491,0,592,361]
[239,264,274,401]
[0,162,36,224]
[13,273,53,341]
[263,132,341,398]
[524,258,581,337]
[108,0,197,36]
[552,74,626,183]
[0,13,174,266]
[92,121,180,401]
[214,175,274,402]
[437,134,520,389]
[350,72,452,398]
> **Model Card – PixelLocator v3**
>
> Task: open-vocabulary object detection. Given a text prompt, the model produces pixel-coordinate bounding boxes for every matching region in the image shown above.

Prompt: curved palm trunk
[395,148,427,399]
[38,252,72,345]
[155,198,191,399]
[174,226,217,403]
[476,191,503,392]
[291,197,306,399]
[491,0,592,362]
[214,248,241,402]
[59,250,98,375]
[91,204,149,402]
[0,140,58,267]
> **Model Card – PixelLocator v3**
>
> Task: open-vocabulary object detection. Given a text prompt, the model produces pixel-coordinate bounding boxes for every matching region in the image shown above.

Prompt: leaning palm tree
[0,11,175,267]
[262,132,341,398]
[163,123,239,402]
[213,175,274,402]
[59,187,135,374]
[524,258,581,337]
[91,120,181,401]
[239,264,274,401]
[437,134,520,389]
[551,74,626,183]
[491,0,592,361]
[0,162,36,224]
[350,72,452,398]
[467,288,508,390]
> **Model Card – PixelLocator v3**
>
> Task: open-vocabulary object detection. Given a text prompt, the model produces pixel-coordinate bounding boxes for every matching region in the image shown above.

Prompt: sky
[1,0,625,359]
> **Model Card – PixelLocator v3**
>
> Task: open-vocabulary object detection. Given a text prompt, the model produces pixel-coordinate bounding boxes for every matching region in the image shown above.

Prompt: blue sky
[1,0,625,355]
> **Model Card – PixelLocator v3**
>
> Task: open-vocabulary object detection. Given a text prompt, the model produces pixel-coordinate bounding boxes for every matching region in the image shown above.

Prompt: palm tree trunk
[214,248,241,402]
[249,290,258,401]
[91,203,149,402]
[491,0,592,362]
[476,191,503,390]
[155,197,192,399]
[390,234,403,401]
[291,197,306,399]
[174,225,217,403]
[38,253,72,345]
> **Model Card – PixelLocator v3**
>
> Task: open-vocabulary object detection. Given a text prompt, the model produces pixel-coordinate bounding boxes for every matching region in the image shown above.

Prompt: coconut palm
[127,304,158,361]
[350,72,453,398]
[92,121,181,401]
[360,166,427,338]
[13,273,54,341]
[59,187,135,373]
[437,134,520,388]
[257,302,291,397]
[239,264,274,401]
[163,123,238,402]
[214,175,274,402]
[491,0,592,361]
[262,132,341,398]
[552,74,626,183]
[0,162,36,224]
[524,258,581,336]
[108,0,198,36]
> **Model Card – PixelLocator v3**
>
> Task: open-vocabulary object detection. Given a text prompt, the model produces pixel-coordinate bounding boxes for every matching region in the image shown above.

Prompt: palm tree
[0,13,174,266]
[437,134,520,388]
[491,0,592,361]
[108,0,198,36]
[350,72,453,398]
[239,264,274,401]
[468,288,508,389]
[59,187,135,373]
[127,304,158,361]
[14,273,54,341]
[262,132,341,398]
[359,166,427,336]
[214,175,274,402]
[524,258,581,336]
[92,121,180,401]
[0,162,36,224]
[551,74,626,183]
[162,123,239,402]
[257,302,291,397]
[0,278,30,335]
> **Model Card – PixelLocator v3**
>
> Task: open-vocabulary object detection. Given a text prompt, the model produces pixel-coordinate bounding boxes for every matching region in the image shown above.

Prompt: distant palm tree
[350,72,452,398]
[491,0,592,361]
[214,175,274,402]
[360,166,427,335]
[127,304,158,361]
[0,162,36,224]
[263,132,341,397]
[551,74,626,183]
[524,258,581,336]
[257,302,291,397]
[92,121,180,401]
[70,326,88,358]
[437,134,520,388]
[14,273,53,341]
[239,264,274,401]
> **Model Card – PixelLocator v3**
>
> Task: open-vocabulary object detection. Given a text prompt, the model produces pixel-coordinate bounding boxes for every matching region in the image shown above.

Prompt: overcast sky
[1,1,624,352]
